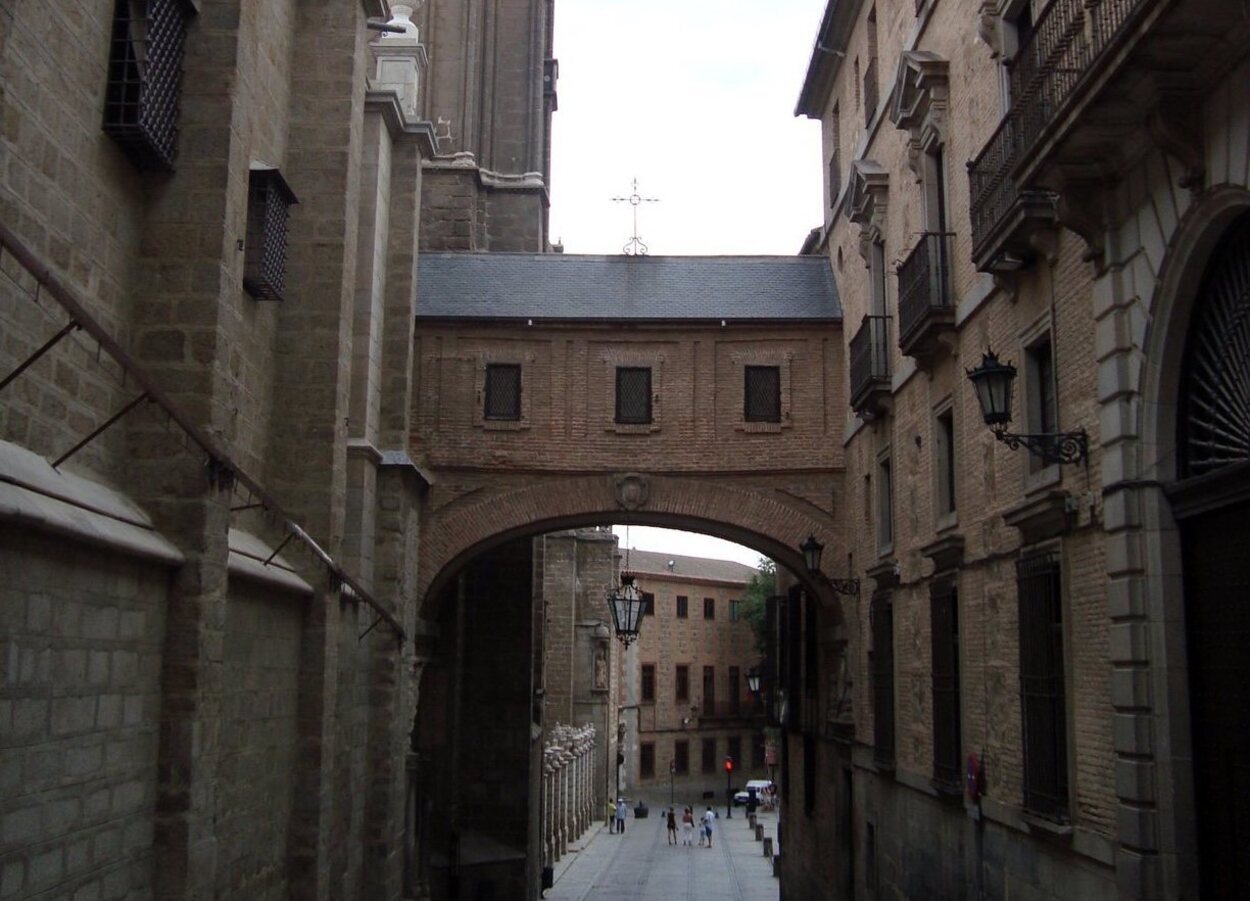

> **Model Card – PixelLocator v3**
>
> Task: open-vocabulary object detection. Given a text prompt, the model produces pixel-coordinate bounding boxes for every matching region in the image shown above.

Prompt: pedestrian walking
[666,807,678,845]
[615,797,627,834]
[702,807,716,848]
[607,798,616,833]
[681,806,695,846]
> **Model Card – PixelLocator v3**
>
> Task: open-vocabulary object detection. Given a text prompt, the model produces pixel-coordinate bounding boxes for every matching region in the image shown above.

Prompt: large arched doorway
[1171,212,1250,897]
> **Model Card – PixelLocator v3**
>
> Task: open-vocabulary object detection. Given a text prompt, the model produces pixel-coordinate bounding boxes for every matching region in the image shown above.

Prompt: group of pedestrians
[664,806,717,847]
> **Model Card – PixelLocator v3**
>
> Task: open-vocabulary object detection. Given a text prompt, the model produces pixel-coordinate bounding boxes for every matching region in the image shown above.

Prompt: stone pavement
[545,790,780,900]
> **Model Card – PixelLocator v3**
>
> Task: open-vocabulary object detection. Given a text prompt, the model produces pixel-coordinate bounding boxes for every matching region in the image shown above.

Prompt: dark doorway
[1182,498,1250,898]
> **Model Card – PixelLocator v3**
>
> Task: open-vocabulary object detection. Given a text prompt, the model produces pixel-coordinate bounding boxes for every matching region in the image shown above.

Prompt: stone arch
[1129,185,1250,895]
[418,473,845,620]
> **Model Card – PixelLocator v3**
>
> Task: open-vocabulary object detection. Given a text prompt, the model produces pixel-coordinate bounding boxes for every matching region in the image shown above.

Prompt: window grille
[243,168,298,302]
[730,600,740,621]
[871,592,895,768]
[641,664,656,703]
[1016,552,1069,820]
[615,367,652,424]
[642,592,655,616]
[640,743,655,779]
[931,582,962,790]
[702,665,716,715]
[702,738,717,774]
[727,736,742,769]
[744,366,781,422]
[729,666,741,713]
[676,665,689,702]
[674,740,689,774]
[103,0,194,169]
[484,364,522,420]
[676,595,688,619]
[703,597,715,620]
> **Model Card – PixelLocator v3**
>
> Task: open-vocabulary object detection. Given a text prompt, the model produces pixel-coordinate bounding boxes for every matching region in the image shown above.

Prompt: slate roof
[416,253,840,321]
[624,549,760,585]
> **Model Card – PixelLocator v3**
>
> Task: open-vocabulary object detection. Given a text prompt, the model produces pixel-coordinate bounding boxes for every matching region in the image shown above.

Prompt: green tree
[739,557,775,653]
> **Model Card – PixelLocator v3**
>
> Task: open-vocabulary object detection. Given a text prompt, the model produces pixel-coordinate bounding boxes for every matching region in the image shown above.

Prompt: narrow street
[544,790,781,901]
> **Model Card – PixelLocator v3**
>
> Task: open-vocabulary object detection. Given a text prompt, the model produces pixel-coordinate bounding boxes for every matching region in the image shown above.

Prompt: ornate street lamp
[605,573,645,647]
[746,667,762,697]
[799,534,859,595]
[965,349,1088,466]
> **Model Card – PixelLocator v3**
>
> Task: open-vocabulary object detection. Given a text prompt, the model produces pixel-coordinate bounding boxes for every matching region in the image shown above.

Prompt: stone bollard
[748,813,757,830]
[755,823,764,842]
[763,836,773,857]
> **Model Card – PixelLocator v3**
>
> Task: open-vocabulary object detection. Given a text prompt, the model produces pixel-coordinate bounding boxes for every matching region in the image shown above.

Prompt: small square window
[484,364,521,420]
[616,367,652,424]
[744,366,781,423]
[703,597,715,620]
[676,595,688,619]
[243,167,298,302]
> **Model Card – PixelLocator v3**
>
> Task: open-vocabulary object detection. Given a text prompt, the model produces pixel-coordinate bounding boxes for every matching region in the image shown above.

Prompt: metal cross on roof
[610,178,660,256]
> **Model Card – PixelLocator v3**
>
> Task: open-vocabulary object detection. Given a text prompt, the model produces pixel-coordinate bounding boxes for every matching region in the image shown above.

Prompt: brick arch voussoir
[419,473,839,617]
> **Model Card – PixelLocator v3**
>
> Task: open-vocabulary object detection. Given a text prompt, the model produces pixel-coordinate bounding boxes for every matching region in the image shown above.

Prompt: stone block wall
[0,529,171,901]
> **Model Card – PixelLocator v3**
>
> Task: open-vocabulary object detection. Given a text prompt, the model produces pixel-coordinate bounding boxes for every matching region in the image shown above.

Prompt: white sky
[548,0,825,257]
[552,2,824,566]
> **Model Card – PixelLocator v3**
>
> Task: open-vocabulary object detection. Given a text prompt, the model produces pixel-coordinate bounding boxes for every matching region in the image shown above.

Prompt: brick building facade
[617,550,765,795]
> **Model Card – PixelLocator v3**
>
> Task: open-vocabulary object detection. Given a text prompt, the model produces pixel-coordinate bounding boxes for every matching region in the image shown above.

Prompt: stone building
[779,0,1250,899]
[617,549,765,797]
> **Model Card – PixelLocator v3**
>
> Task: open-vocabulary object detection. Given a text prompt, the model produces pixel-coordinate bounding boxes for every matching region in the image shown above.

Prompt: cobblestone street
[544,790,781,901]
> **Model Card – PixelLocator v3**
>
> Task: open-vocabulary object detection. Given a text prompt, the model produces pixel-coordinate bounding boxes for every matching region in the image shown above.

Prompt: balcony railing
[897,232,954,358]
[968,0,1152,268]
[863,55,879,126]
[849,315,891,416]
[701,700,765,720]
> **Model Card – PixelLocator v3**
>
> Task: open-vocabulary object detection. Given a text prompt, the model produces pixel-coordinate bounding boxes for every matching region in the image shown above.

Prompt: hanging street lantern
[746,666,762,697]
[966,349,1088,466]
[606,573,645,647]
[799,534,859,595]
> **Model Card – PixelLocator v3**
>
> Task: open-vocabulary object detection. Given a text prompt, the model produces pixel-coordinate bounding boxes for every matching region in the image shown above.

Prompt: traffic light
[724,755,734,774]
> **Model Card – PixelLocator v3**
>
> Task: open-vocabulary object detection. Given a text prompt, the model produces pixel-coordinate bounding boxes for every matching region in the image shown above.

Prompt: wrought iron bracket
[826,577,860,596]
[994,426,1088,466]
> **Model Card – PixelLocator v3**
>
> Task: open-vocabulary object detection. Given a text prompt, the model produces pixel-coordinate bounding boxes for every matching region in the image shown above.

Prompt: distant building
[618,550,766,795]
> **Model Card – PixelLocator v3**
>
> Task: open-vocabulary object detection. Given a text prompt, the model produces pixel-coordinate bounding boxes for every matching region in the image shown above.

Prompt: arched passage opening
[408,503,850,901]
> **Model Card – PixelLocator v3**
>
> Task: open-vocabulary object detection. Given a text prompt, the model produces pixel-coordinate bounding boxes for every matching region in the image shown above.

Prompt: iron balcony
[849,314,892,418]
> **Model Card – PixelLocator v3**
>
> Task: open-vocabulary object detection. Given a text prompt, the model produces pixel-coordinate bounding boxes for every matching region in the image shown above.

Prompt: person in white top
[701,807,716,848]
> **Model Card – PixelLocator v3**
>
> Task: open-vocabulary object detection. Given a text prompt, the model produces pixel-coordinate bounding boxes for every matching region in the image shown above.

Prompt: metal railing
[968,0,1152,257]
[849,315,892,408]
[897,232,952,348]
[863,55,879,126]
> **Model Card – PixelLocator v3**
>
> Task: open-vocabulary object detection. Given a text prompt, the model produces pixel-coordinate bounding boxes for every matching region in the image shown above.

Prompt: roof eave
[795,0,866,119]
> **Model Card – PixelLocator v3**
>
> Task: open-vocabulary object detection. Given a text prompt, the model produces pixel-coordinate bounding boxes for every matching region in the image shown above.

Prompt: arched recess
[1136,186,1250,898]
[418,473,846,623]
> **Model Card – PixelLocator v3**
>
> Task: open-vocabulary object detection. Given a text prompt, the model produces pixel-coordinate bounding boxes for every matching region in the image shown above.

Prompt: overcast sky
[551,1,825,565]
[548,0,825,257]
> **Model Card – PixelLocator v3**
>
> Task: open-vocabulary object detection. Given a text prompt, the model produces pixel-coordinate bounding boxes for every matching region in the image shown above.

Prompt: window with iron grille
[744,366,781,423]
[640,742,655,779]
[641,664,656,703]
[615,367,652,424]
[730,600,740,622]
[935,408,957,517]
[674,740,689,775]
[877,455,894,552]
[871,592,895,768]
[728,735,742,769]
[243,168,298,302]
[1016,553,1069,820]
[642,592,655,616]
[676,665,689,702]
[931,581,962,791]
[1026,336,1058,471]
[676,595,688,619]
[702,738,717,774]
[703,597,715,620]
[729,666,741,713]
[752,733,766,768]
[484,364,521,420]
[702,666,716,714]
[104,0,194,170]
